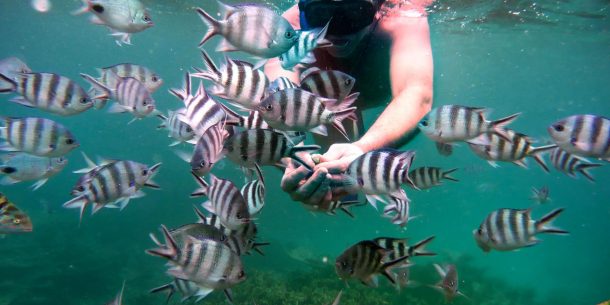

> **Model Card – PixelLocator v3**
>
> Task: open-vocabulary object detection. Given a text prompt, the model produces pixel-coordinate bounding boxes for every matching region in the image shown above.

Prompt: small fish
[530,186,550,204]
[92,63,163,109]
[222,128,320,170]
[335,240,410,287]
[169,73,240,136]
[146,225,246,294]
[435,142,453,156]
[257,88,358,140]
[373,236,436,265]
[64,158,161,222]
[0,57,31,88]
[300,68,356,102]
[382,190,415,227]
[418,105,520,143]
[0,117,79,157]
[105,281,125,305]
[168,223,230,249]
[407,167,458,190]
[432,264,465,303]
[81,72,155,119]
[279,22,330,70]
[341,149,416,209]
[548,114,610,161]
[0,72,95,116]
[193,51,269,110]
[156,109,196,146]
[150,278,214,304]
[468,130,557,172]
[73,0,153,45]
[473,208,568,252]
[190,174,251,230]
[0,153,67,190]
[301,199,362,218]
[241,164,265,216]
[394,266,412,290]
[549,147,602,182]
[0,193,33,233]
[196,2,298,58]
[267,76,298,95]
[188,123,229,176]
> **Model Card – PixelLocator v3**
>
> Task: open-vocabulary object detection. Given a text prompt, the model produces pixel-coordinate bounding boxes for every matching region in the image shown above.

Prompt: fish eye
[420,119,429,127]
[66,138,75,145]
[344,79,352,86]
[236,212,242,219]
[151,75,159,82]
[199,161,207,167]
[265,104,272,111]
[13,219,21,224]
[186,126,193,132]
[553,124,564,132]
[142,169,148,176]
[143,15,151,22]
[80,97,89,104]
[238,270,245,278]
[285,31,293,38]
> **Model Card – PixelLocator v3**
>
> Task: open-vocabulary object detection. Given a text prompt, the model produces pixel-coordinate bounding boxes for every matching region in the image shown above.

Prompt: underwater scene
[0,0,609,304]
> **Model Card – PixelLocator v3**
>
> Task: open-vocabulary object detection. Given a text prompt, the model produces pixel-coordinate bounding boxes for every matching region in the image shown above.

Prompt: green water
[0,0,609,304]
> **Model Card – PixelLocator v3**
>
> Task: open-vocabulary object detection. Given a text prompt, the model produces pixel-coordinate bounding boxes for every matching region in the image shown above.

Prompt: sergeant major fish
[0,193,33,234]
[382,190,416,227]
[196,2,298,58]
[156,109,196,147]
[549,147,602,182]
[73,0,153,45]
[279,22,331,70]
[548,114,610,161]
[474,208,568,252]
[90,63,163,109]
[0,153,67,190]
[299,68,356,102]
[190,174,251,230]
[407,167,458,190]
[0,117,79,157]
[241,164,266,216]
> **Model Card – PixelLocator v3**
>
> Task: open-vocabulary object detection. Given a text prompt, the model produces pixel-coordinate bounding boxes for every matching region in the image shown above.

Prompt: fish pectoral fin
[31,178,49,191]
[1,175,20,185]
[107,103,129,114]
[9,96,34,107]
[166,267,189,281]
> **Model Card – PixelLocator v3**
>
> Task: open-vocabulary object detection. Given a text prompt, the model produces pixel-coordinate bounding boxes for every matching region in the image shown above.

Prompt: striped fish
[190,174,250,230]
[0,72,95,116]
[407,167,458,190]
[549,147,602,182]
[156,108,196,146]
[63,159,161,222]
[146,225,246,291]
[104,281,125,305]
[0,153,67,190]
[169,73,240,136]
[433,264,465,303]
[342,149,416,209]
[168,223,230,249]
[548,114,610,161]
[241,164,265,216]
[81,72,156,118]
[257,88,358,140]
[382,190,415,227]
[0,117,79,157]
[473,208,568,252]
[150,278,213,304]
[0,193,33,233]
[373,236,436,265]
[279,22,330,70]
[418,105,520,143]
[334,240,410,287]
[239,111,270,130]
[468,130,557,171]
[91,63,162,109]
[300,68,356,102]
[193,51,269,110]
[301,199,362,218]
[196,2,298,58]
[190,123,229,176]
[267,76,298,95]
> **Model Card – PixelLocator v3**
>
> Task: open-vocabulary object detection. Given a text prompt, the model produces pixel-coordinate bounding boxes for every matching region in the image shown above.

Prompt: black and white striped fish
[168,223,230,249]
[0,153,67,190]
[418,105,520,143]
[146,225,246,291]
[0,72,95,116]
[382,190,415,227]
[334,240,410,287]
[239,111,270,130]
[190,174,250,230]
[150,278,213,304]
[473,208,568,252]
[342,149,417,209]
[189,123,229,176]
[373,236,436,265]
[433,264,466,303]
[156,108,196,146]
[222,128,320,170]
[468,130,557,172]
[301,199,363,218]
[90,63,162,109]
[549,147,602,182]
[64,158,161,222]
[193,51,269,110]
[0,117,79,157]
[407,167,458,190]
[241,164,265,216]
[267,76,298,95]
[81,72,156,119]
[548,114,610,161]
[196,2,298,58]
[169,73,240,136]
[279,22,330,70]
[300,68,356,102]
[257,88,358,140]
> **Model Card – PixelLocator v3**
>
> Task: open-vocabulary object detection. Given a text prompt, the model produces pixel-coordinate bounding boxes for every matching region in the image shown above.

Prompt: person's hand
[313,143,365,174]
[280,155,333,205]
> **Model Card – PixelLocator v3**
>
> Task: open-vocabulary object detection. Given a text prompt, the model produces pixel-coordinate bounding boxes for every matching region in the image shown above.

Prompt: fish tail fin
[193,50,221,82]
[252,242,271,256]
[331,107,357,141]
[536,208,568,235]
[80,73,110,100]
[409,235,437,257]
[190,172,209,197]
[381,255,411,285]
[398,151,417,187]
[0,73,16,93]
[490,112,521,141]
[288,145,321,171]
[576,163,602,183]
[149,282,176,304]
[529,144,556,173]
[71,0,90,15]
[196,7,221,47]
[441,168,459,182]
[218,103,243,126]
[62,195,89,224]
[145,225,179,260]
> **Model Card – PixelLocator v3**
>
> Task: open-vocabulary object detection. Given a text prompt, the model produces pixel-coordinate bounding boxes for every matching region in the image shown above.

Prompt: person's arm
[263,4,301,83]
[354,15,434,152]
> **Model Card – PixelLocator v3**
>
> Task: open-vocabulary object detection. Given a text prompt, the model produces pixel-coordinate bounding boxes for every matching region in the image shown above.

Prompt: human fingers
[281,165,312,193]
[290,168,328,201]
[304,178,332,205]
